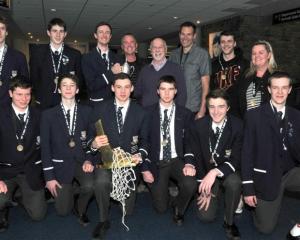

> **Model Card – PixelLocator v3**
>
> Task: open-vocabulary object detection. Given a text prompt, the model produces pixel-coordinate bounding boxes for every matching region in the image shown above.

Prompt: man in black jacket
[242,71,300,234]
[0,76,46,232]
[210,31,248,117]
[190,89,243,240]
[30,18,82,109]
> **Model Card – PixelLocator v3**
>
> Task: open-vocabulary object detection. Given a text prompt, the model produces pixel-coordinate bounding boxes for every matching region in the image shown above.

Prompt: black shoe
[223,222,241,240]
[173,206,184,226]
[0,209,9,233]
[287,233,300,240]
[72,202,90,227]
[92,221,110,240]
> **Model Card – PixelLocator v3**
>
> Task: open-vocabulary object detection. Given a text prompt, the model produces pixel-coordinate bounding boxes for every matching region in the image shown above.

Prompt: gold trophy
[95,119,136,169]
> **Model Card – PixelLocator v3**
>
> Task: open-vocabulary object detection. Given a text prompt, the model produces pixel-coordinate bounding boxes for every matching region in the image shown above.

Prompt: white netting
[110,147,136,231]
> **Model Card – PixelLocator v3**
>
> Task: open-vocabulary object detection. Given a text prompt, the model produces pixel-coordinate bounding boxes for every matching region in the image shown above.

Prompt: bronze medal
[17,144,24,152]
[68,139,76,148]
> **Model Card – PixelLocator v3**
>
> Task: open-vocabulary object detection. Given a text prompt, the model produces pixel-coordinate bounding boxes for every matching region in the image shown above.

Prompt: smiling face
[208,97,229,124]
[251,44,271,69]
[150,38,167,62]
[47,24,67,47]
[58,77,78,100]
[122,35,137,56]
[9,87,31,111]
[220,35,236,56]
[268,77,291,107]
[94,25,112,46]
[179,26,195,49]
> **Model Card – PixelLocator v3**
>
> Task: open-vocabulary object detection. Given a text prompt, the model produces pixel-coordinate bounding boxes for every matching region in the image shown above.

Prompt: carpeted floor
[1,191,299,240]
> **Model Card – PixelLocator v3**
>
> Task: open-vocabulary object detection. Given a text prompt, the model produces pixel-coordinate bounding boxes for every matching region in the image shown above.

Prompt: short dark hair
[268,71,293,86]
[219,31,236,42]
[94,21,112,34]
[9,76,32,92]
[58,73,79,89]
[47,18,67,31]
[157,75,177,89]
[180,21,196,34]
[121,33,137,44]
[0,16,8,29]
[206,89,230,107]
[113,73,131,85]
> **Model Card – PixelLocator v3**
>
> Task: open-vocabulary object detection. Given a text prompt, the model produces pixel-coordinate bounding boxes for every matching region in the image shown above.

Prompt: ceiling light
[27,32,31,35]
[74,40,78,43]
[30,35,33,39]
[147,26,152,30]
[173,16,178,19]
[50,8,56,12]
[196,20,201,24]
[36,39,40,42]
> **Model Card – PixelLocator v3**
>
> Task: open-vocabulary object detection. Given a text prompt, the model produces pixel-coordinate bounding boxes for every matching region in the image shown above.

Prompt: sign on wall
[273,8,300,24]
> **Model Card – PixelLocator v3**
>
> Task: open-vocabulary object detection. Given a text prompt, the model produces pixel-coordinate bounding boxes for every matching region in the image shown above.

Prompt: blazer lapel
[201,117,212,161]
[217,117,232,154]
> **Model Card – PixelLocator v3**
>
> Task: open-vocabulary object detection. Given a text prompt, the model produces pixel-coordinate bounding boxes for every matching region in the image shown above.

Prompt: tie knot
[118,106,123,112]
[277,111,283,119]
[18,113,25,122]
[102,53,107,59]
[54,50,59,55]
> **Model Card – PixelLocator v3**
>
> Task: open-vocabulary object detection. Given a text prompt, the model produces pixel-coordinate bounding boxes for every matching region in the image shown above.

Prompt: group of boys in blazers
[0,13,299,240]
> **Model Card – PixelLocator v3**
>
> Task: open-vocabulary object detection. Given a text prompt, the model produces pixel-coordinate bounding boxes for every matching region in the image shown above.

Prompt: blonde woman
[237,40,277,117]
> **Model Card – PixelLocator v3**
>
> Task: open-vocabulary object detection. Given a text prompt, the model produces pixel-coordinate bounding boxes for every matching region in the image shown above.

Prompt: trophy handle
[95,119,113,168]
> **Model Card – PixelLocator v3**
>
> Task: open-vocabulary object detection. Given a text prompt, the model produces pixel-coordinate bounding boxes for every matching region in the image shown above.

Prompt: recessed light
[27,32,31,35]
[30,35,33,39]
[51,8,56,12]
[173,16,178,19]
[74,40,78,43]
[196,20,201,24]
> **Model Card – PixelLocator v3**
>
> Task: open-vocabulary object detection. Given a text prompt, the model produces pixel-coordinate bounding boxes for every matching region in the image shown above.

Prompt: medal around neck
[68,138,76,148]
[17,144,24,152]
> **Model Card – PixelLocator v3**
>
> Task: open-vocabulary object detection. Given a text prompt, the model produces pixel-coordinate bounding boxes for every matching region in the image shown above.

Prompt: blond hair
[247,40,277,77]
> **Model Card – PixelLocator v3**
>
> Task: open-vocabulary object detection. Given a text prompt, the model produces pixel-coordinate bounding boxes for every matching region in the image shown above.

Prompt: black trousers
[253,167,300,234]
[54,163,94,216]
[0,174,47,221]
[93,167,138,222]
[149,158,197,215]
[197,172,241,225]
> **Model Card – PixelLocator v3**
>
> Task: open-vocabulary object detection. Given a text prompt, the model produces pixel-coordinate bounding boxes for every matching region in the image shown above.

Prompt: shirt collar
[270,100,286,118]
[211,118,226,132]
[151,58,167,71]
[62,102,76,112]
[50,43,63,54]
[115,99,130,110]
[12,103,29,116]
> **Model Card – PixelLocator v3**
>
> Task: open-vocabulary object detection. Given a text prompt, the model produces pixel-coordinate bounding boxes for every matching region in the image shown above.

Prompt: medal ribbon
[50,43,64,93]
[0,44,8,80]
[209,117,227,166]
[61,103,77,137]
[15,111,30,143]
